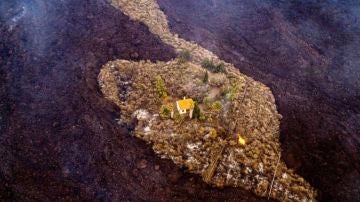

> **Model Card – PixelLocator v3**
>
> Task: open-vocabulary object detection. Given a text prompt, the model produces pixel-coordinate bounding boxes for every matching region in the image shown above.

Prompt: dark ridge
[0,0,272,201]
[157,0,360,201]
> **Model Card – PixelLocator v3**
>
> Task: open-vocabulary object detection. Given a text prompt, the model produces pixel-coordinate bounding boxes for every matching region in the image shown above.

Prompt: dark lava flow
[157,0,360,201]
[0,0,273,201]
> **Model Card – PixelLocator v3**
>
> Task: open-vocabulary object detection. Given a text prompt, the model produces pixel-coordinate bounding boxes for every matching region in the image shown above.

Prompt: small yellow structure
[238,135,246,145]
[176,97,195,118]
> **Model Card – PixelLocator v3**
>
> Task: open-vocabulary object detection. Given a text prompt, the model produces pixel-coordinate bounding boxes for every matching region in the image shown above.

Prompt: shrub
[178,49,192,63]
[201,58,226,73]
[193,102,201,119]
[160,105,172,118]
[216,62,226,73]
[198,112,206,121]
[192,102,206,121]
[155,75,168,98]
[211,101,222,111]
[202,96,211,105]
[225,84,239,101]
[209,74,226,87]
[209,128,217,139]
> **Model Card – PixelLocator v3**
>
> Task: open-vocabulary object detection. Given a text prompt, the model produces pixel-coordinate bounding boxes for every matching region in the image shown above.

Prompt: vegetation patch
[178,49,192,63]
[99,59,316,201]
[201,58,227,73]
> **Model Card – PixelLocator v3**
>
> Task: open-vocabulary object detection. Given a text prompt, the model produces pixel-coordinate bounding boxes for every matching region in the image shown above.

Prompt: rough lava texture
[157,0,360,201]
[0,0,273,201]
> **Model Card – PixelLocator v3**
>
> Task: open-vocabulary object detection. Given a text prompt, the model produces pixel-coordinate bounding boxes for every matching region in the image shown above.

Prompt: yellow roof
[177,98,195,110]
[238,135,246,145]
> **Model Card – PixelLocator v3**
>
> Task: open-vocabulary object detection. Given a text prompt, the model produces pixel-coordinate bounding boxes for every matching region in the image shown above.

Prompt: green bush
[198,112,206,121]
[225,84,239,101]
[193,102,201,119]
[201,58,226,73]
[202,96,211,106]
[211,101,222,111]
[178,49,192,63]
[160,105,172,118]
[155,75,168,98]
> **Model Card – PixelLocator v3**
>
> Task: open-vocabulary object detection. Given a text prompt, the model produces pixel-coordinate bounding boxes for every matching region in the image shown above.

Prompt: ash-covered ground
[0,0,272,201]
[1,0,359,201]
[157,0,360,201]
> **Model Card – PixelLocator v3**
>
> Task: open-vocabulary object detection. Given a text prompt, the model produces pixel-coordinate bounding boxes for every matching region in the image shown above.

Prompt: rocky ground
[99,59,316,201]
[157,0,360,201]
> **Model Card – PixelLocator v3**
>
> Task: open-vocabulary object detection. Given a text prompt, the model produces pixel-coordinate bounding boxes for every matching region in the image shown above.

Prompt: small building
[176,97,195,118]
[238,135,246,145]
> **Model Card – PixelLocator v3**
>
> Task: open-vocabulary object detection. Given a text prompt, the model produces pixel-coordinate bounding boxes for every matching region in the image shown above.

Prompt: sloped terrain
[157,0,360,201]
[1,0,358,201]
[99,59,316,201]
[0,0,272,201]
[107,1,318,200]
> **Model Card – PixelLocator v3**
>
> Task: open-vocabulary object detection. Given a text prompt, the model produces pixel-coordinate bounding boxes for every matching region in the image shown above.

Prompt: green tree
[203,71,209,83]
[155,75,168,98]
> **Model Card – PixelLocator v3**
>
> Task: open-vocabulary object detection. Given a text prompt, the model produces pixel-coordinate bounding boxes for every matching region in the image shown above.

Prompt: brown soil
[0,0,272,201]
[99,59,315,201]
[157,0,360,201]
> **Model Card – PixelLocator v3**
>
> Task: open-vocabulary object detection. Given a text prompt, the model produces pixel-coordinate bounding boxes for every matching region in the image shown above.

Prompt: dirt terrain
[99,59,315,201]
[0,0,272,201]
[157,0,360,201]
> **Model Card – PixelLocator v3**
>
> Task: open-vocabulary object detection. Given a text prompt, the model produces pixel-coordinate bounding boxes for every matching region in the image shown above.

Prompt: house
[176,97,195,118]
[238,135,246,145]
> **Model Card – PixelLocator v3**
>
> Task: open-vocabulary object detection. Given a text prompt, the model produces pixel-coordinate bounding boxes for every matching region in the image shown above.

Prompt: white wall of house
[176,102,187,114]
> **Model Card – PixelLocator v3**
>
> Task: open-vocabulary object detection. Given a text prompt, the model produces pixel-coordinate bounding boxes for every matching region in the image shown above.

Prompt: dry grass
[99,59,317,201]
